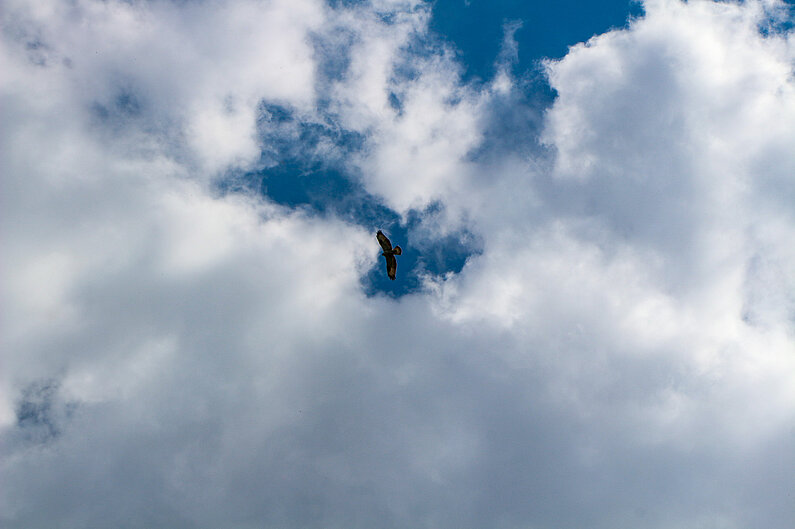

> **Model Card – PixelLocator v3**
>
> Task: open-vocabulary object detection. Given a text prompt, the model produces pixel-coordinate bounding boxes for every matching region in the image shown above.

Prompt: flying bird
[376,230,402,280]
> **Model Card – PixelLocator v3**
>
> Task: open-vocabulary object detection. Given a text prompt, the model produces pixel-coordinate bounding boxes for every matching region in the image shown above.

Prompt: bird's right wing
[376,230,393,252]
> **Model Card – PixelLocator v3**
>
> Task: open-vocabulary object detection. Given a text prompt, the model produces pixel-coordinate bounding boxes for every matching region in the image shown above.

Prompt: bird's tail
[393,246,402,255]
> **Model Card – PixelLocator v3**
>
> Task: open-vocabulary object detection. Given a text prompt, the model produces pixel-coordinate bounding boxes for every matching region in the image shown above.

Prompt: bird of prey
[376,230,402,280]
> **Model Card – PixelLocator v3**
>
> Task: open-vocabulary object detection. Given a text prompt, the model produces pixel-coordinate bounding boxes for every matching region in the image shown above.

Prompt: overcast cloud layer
[2,1,794,528]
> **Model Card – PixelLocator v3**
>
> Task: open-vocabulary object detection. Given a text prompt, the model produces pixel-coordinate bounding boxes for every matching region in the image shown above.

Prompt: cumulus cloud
[1,0,794,528]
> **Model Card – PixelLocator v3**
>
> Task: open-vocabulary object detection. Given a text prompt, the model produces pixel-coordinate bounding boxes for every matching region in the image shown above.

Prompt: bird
[376,230,402,280]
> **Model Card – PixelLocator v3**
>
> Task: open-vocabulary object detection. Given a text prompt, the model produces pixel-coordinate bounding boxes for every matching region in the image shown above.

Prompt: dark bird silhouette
[376,230,402,280]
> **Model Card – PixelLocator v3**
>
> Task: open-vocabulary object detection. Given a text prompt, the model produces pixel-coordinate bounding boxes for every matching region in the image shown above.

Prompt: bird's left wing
[385,254,397,280]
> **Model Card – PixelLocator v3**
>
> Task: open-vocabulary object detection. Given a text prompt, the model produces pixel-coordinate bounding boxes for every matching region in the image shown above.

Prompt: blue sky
[431,0,644,81]
[251,0,645,296]
[2,1,795,528]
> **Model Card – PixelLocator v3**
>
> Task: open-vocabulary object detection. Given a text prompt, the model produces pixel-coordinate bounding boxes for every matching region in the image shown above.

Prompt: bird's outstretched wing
[385,254,397,280]
[376,230,393,253]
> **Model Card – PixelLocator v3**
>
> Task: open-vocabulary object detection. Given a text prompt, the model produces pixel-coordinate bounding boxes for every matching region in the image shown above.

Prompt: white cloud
[2,0,325,175]
[1,0,794,528]
[325,2,489,215]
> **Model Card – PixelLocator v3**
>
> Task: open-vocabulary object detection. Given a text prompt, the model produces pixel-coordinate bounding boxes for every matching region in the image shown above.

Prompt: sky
[1,0,794,527]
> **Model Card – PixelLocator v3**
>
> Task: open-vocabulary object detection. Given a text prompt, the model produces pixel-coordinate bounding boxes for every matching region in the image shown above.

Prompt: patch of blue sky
[225,163,475,298]
[362,209,483,297]
[214,98,480,296]
[758,0,795,36]
[431,0,643,83]
[222,0,644,296]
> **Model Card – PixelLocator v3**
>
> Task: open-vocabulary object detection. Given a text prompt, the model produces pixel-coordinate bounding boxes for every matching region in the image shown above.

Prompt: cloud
[2,0,794,528]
